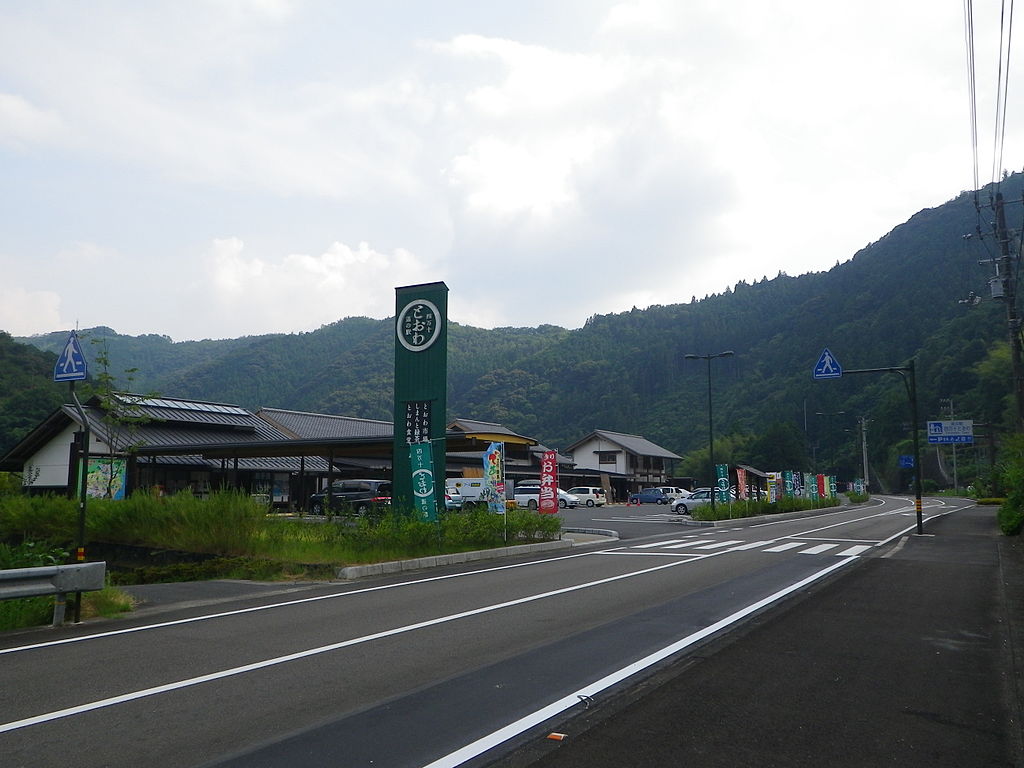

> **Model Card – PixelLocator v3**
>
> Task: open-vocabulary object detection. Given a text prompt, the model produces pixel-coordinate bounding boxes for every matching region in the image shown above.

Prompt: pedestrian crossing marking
[800,543,839,554]
[836,545,872,556]
[663,540,716,549]
[633,540,689,548]
[614,539,876,558]
[763,542,804,552]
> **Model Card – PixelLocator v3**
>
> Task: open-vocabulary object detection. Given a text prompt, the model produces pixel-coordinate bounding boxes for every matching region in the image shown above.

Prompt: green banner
[393,283,448,514]
[715,463,730,503]
[409,441,437,522]
[783,470,795,498]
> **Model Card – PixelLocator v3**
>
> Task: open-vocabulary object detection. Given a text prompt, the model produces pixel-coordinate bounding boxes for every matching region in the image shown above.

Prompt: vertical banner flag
[817,474,828,498]
[409,441,437,522]
[805,472,818,500]
[539,450,559,514]
[783,470,795,498]
[393,282,448,514]
[735,467,748,500]
[767,473,778,503]
[483,442,506,515]
[829,476,838,498]
[715,463,730,503]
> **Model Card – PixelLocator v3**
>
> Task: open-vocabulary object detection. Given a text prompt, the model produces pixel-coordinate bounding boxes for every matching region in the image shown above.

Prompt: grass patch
[1,491,563,575]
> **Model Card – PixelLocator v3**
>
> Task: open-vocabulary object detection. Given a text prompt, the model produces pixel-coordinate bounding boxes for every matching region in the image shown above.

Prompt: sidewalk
[494,505,1024,767]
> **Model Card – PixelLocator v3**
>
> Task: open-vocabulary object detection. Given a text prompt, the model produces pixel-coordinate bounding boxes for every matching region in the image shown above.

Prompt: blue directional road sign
[53,331,88,382]
[812,347,842,379]
[927,420,974,445]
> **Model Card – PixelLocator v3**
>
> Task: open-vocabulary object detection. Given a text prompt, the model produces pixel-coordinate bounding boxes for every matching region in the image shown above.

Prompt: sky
[0,1,1016,341]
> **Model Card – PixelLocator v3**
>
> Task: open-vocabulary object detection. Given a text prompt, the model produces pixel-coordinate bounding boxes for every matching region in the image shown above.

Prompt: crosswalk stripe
[662,540,715,549]
[836,545,872,556]
[730,540,777,550]
[763,542,803,552]
[694,540,743,550]
[800,544,839,555]
[632,540,689,549]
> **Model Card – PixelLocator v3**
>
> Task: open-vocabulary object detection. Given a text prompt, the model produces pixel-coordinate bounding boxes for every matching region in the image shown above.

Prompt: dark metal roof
[131,431,516,460]
[257,408,393,439]
[565,429,682,460]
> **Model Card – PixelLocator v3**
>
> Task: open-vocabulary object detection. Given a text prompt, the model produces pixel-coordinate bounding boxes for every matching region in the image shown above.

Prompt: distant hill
[8,174,1021,488]
[0,332,66,455]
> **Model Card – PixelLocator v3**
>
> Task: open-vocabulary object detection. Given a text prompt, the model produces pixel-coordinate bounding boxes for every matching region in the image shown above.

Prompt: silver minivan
[566,486,607,507]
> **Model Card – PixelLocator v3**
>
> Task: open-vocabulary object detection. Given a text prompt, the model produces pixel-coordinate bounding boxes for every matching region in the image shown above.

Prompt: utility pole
[940,397,959,493]
[993,192,1024,430]
[860,416,870,491]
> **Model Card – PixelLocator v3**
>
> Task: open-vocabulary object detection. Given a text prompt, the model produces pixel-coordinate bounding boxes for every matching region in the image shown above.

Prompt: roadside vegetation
[0,490,562,631]
[690,495,841,522]
[995,435,1024,536]
[0,490,562,574]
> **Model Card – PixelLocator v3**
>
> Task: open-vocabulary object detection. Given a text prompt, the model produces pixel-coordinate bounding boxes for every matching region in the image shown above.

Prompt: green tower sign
[392,282,448,517]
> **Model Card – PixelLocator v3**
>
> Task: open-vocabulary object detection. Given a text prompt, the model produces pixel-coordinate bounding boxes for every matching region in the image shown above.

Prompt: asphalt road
[0,496,969,767]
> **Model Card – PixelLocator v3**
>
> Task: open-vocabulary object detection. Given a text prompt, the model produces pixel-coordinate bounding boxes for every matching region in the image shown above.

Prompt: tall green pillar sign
[393,282,448,515]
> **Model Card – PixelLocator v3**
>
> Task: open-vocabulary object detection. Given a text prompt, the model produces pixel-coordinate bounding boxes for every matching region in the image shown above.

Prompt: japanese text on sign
[404,400,432,445]
[539,450,559,514]
[396,299,441,352]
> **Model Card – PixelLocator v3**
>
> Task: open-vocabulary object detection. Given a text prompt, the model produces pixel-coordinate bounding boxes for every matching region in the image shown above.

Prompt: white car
[566,486,607,507]
[514,485,579,509]
[672,488,733,514]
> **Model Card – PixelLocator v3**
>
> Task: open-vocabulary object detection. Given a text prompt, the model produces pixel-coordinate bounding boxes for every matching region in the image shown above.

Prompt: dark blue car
[628,488,670,505]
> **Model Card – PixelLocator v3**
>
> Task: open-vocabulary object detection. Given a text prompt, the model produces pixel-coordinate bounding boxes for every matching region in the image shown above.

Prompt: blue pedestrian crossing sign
[812,347,842,379]
[53,331,88,382]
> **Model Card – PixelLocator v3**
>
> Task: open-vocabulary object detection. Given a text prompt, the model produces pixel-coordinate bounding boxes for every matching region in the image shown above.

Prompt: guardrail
[0,562,106,626]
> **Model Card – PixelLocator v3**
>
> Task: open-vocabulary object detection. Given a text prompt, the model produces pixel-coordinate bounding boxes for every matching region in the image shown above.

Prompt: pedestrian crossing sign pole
[53,330,91,622]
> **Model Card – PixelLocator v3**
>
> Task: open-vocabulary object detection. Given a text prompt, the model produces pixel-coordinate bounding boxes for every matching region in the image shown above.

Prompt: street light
[684,351,734,514]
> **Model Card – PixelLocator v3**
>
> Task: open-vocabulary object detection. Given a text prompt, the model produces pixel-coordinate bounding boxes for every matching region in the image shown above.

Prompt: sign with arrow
[53,331,88,382]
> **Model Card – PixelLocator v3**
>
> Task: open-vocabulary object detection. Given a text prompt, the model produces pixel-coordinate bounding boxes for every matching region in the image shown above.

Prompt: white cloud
[0,287,62,336]
[0,0,1014,340]
[0,93,65,147]
[192,237,437,337]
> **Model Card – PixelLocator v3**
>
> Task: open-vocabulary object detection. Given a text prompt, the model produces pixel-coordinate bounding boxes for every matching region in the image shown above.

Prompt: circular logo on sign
[412,468,435,497]
[397,299,442,352]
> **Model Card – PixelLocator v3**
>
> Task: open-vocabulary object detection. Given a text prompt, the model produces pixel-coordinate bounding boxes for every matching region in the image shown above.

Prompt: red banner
[817,474,828,498]
[539,450,559,514]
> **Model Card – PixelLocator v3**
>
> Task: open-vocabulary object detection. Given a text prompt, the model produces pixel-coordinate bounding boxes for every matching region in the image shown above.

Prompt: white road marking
[763,542,804,553]
[662,540,715,549]
[800,544,839,555]
[422,557,858,768]
[836,545,872,557]
[632,540,689,548]
[694,540,744,550]
[729,540,778,550]
[0,554,716,734]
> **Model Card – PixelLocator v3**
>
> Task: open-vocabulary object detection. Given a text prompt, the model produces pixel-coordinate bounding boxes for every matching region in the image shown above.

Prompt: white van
[445,478,488,506]
[566,486,607,507]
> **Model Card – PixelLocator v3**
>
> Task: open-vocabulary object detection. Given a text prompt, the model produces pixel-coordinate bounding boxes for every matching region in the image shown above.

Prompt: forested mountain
[8,174,1022,489]
[0,332,66,453]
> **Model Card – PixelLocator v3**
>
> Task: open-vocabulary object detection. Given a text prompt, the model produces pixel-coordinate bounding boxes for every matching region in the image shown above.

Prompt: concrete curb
[335,538,572,580]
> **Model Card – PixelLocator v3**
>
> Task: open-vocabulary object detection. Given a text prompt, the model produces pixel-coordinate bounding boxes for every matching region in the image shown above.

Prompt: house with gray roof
[565,429,681,500]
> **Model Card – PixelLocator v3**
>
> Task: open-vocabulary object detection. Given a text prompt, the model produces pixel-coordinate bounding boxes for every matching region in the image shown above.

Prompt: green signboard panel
[392,282,448,515]
[409,441,438,521]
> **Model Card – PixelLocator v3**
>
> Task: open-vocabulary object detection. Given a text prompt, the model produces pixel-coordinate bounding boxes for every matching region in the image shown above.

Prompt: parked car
[650,486,690,500]
[672,488,736,514]
[628,487,672,505]
[513,485,580,509]
[444,490,463,511]
[566,486,607,507]
[308,479,392,516]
